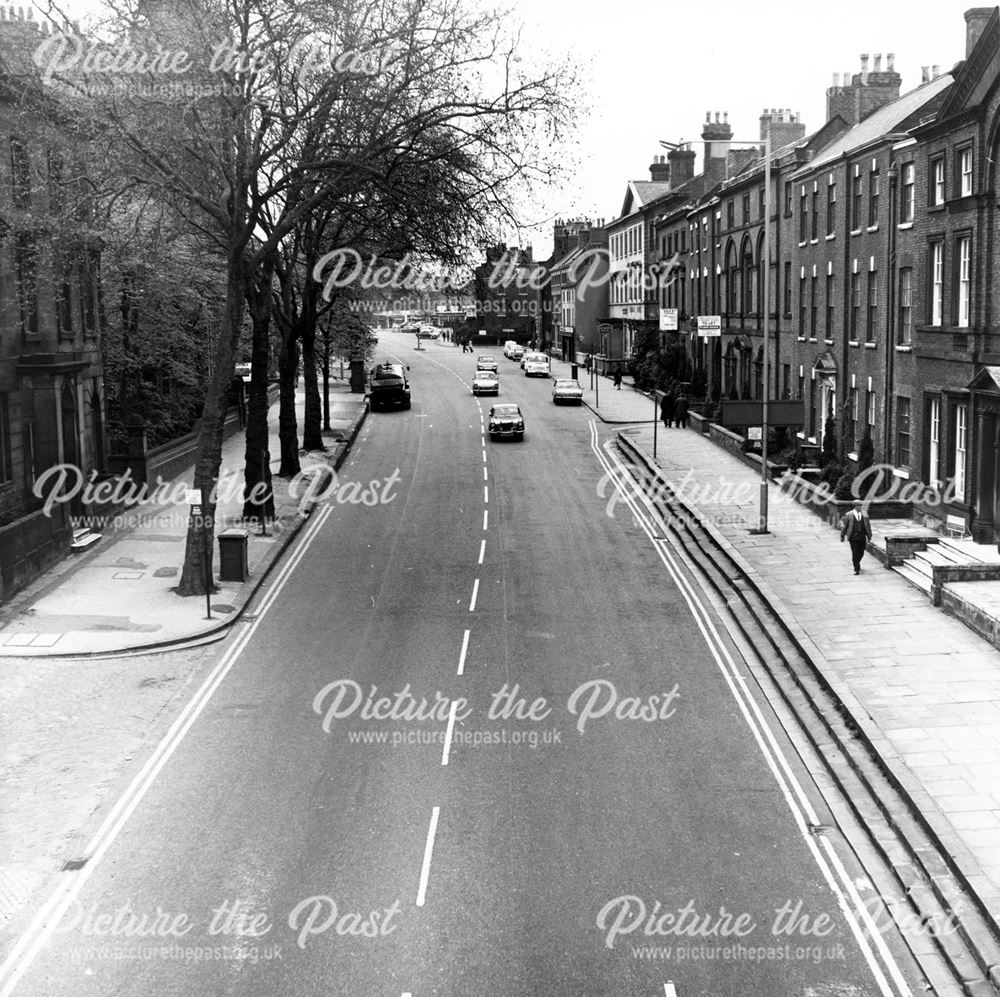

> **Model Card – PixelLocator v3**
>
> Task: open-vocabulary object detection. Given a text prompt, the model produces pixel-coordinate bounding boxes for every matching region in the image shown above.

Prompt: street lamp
[689,127,771,533]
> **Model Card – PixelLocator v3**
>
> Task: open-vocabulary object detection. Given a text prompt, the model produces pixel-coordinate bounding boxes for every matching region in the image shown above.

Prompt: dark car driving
[369,362,411,410]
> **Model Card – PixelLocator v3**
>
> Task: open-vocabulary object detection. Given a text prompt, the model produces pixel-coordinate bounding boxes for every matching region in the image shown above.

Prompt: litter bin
[570,363,578,380]
[218,528,249,582]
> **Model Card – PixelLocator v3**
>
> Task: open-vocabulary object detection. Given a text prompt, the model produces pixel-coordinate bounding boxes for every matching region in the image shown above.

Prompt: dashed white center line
[483,510,489,530]
[482,449,487,463]
[416,807,440,907]
[457,628,471,675]
[469,578,479,611]
[478,539,486,564]
[483,467,488,482]
[663,983,678,997]
[441,700,458,765]
[484,485,489,504]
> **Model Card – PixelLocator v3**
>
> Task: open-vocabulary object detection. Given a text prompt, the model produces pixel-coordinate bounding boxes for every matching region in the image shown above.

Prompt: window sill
[928,203,945,212]
[850,228,862,236]
[810,239,819,245]
[848,451,858,461]
[807,437,817,445]
[809,337,818,342]
[895,344,913,352]
[797,336,806,342]
[892,467,910,479]
[864,342,876,349]
[825,233,835,241]
[796,431,805,440]
[866,225,879,233]
[897,221,914,230]
[848,340,860,347]
[824,339,834,346]
[798,241,807,248]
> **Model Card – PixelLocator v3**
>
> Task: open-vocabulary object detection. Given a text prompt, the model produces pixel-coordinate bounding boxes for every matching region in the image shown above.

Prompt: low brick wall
[941,588,1000,649]
[885,534,938,566]
[0,503,72,604]
[707,422,744,459]
[688,411,711,435]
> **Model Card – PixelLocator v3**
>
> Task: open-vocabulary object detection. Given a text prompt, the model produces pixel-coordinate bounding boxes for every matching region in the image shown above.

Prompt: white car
[552,378,584,404]
[523,352,550,377]
[472,370,500,396]
[502,340,518,358]
[509,345,525,361]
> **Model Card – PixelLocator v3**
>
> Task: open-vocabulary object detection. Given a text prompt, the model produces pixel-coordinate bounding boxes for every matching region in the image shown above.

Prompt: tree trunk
[177,251,246,596]
[301,319,324,451]
[277,328,301,477]
[322,339,330,431]
[243,257,276,522]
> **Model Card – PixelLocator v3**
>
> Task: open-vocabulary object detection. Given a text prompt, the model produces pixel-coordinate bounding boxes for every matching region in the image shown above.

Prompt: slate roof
[796,75,953,176]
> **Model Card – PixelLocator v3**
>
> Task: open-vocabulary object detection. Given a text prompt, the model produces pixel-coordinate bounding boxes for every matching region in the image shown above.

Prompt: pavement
[0,378,368,656]
[541,351,1000,924]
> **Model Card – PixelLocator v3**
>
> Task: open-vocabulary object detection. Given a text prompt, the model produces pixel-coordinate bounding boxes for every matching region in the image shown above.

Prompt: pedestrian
[840,499,872,575]
[585,353,592,372]
[673,393,688,428]
[660,391,675,428]
[613,368,622,390]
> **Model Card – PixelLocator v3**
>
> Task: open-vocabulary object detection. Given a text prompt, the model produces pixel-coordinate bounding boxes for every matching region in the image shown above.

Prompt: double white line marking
[0,506,335,997]
[589,422,911,997]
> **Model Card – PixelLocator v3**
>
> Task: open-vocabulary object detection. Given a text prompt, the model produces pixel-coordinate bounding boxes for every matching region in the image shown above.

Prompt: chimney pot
[886,52,895,70]
[873,53,881,71]
[832,73,839,86]
[921,66,929,82]
[932,64,940,77]
[705,111,711,122]
[723,111,728,124]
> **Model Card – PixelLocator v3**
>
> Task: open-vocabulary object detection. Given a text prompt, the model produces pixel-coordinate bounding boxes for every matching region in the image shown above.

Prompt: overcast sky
[511,0,976,258]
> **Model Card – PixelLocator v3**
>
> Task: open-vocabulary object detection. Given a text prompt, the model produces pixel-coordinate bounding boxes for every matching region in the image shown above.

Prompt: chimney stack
[667,143,696,188]
[965,8,994,56]
[649,153,671,183]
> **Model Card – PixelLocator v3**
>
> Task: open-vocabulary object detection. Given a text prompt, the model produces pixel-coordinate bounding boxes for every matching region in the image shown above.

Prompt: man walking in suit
[840,499,872,574]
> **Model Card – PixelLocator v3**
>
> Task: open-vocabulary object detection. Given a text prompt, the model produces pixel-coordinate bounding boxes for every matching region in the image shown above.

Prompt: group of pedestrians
[658,386,689,429]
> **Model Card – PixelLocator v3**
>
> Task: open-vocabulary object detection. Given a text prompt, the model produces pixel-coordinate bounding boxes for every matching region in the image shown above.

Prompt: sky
[508,0,977,259]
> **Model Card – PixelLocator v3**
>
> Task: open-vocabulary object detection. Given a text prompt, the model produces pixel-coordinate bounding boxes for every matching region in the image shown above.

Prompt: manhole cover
[211,604,235,613]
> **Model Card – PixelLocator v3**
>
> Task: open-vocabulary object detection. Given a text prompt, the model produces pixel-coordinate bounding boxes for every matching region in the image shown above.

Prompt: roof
[796,75,952,176]
[967,367,1000,392]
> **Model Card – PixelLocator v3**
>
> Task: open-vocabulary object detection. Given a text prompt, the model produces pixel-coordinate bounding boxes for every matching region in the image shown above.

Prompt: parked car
[476,355,499,373]
[509,345,525,361]
[488,403,524,441]
[552,378,584,404]
[368,362,411,410]
[523,352,550,377]
[502,340,518,357]
[472,370,500,396]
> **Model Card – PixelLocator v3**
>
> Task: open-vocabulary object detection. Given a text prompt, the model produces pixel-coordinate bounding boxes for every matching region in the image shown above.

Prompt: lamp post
[753,123,772,534]
[703,127,771,533]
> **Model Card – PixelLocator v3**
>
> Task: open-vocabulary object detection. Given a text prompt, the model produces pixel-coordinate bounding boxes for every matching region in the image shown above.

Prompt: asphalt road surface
[2,332,927,997]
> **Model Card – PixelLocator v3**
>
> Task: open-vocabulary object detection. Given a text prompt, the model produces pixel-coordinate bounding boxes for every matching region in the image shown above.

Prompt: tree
[42,0,578,595]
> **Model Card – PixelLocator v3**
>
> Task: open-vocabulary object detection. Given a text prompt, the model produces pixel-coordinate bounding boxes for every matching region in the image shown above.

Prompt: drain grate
[61,858,88,871]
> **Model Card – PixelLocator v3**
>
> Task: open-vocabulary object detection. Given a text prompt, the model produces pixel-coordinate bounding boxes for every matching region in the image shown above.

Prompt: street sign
[185,488,202,506]
[660,308,678,331]
[598,323,612,335]
[720,400,804,427]
[696,315,721,336]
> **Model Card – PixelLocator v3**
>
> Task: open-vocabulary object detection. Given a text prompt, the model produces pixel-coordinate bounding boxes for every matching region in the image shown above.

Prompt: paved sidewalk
[576,377,1000,916]
[0,381,367,656]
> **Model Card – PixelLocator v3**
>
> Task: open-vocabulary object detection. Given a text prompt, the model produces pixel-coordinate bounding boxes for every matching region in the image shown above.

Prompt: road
[1,331,926,997]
